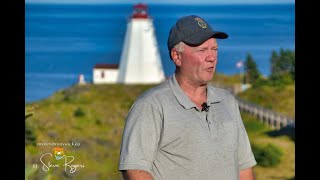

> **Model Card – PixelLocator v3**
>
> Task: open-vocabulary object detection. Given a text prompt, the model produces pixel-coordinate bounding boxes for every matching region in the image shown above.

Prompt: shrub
[252,143,283,167]
[95,118,101,125]
[25,126,37,146]
[74,107,85,117]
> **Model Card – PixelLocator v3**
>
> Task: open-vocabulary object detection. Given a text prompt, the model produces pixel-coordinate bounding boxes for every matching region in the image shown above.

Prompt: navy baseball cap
[167,15,228,58]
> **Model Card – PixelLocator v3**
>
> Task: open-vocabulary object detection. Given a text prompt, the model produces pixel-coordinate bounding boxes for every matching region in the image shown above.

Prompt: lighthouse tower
[117,3,165,84]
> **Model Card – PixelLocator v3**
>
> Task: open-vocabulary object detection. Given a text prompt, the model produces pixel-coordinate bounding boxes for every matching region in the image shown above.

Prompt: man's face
[178,38,218,85]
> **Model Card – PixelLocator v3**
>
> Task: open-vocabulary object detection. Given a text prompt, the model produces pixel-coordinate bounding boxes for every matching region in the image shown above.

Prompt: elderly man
[119,15,257,180]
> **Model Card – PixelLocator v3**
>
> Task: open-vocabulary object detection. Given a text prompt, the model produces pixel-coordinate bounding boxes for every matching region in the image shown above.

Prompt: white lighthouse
[117,3,165,84]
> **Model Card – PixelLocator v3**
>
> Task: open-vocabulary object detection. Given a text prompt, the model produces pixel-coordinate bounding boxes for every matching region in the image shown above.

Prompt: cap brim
[212,31,228,39]
[183,30,228,46]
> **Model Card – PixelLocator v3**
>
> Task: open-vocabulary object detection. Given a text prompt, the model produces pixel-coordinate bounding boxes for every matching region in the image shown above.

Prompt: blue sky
[25,0,295,5]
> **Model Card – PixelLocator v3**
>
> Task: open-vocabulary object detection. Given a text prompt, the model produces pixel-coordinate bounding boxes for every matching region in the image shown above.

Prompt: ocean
[25,3,295,103]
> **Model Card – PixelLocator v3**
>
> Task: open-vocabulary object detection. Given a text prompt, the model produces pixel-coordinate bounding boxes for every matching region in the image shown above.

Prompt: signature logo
[53,147,64,160]
[32,147,85,174]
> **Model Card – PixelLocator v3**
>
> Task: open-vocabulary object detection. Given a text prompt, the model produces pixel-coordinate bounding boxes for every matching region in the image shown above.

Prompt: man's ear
[171,49,182,66]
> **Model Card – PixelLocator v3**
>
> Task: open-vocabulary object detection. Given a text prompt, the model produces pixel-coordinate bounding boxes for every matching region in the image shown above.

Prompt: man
[119,15,257,180]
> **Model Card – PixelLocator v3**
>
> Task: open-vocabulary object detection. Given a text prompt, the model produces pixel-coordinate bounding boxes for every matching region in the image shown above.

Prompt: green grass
[25,165,38,179]
[211,73,243,88]
[211,72,295,118]
[242,112,295,180]
[25,79,294,180]
[237,85,295,118]
[25,84,156,179]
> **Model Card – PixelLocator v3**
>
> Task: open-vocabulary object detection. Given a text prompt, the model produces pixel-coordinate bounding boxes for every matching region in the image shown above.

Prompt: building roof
[93,64,119,69]
[132,3,149,19]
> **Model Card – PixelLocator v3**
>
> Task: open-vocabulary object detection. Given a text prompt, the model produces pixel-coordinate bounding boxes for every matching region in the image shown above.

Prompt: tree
[244,53,261,85]
[270,48,295,84]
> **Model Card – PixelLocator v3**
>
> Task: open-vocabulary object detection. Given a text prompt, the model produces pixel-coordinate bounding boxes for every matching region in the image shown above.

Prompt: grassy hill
[25,84,155,179]
[241,112,294,180]
[212,73,295,118]
[25,79,294,179]
[237,85,295,118]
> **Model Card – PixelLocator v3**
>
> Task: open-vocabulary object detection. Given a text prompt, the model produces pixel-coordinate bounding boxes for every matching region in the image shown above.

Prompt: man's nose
[206,50,216,62]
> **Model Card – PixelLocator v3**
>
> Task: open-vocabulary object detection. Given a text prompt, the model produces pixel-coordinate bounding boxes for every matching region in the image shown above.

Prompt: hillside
[237,84,295,118]
[25,84,155,179]
[25,80,294,179]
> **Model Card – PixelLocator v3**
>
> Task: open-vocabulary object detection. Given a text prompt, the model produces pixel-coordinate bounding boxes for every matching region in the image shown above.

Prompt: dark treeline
[244,48,295,87]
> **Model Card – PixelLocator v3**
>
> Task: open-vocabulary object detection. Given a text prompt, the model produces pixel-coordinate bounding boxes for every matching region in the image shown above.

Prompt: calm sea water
[25,3,295,103]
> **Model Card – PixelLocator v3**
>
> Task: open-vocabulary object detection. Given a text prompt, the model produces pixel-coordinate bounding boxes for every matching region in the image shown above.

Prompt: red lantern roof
[132,3,148,19]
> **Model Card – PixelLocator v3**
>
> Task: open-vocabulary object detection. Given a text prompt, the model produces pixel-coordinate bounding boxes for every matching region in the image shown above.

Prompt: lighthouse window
[135,9,146,14]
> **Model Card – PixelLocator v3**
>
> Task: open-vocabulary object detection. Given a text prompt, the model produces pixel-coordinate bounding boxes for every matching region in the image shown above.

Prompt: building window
[101,71,105,78]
